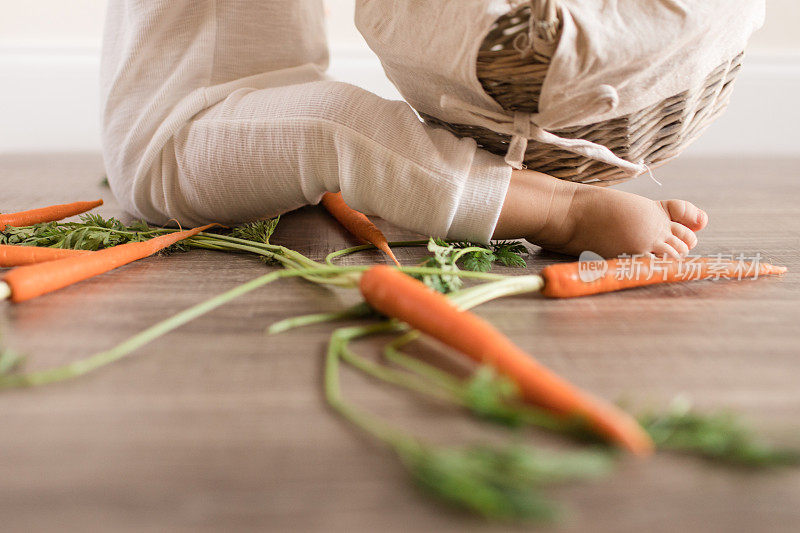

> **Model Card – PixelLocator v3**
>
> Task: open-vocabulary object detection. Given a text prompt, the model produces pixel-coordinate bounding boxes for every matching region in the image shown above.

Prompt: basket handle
[526,0,561,56]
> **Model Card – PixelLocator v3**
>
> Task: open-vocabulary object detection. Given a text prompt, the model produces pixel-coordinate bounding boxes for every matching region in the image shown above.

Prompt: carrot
[0,199,104,231]
[359,265,654,456]
[321,192,401,267]
[541,256,788,298]
[0,245,92,267]
[1,224,215,303]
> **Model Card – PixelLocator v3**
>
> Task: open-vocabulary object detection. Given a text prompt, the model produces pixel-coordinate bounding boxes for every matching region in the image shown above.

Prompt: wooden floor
[1,153,799,533]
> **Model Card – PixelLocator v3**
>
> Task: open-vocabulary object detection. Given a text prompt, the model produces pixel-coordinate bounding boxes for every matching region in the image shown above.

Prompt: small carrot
[0,199,104,231]
[541,256,788,298]
[359,265,654,456]
[321,192,401,267]
[1,224,215,303]
[0,245,92,267]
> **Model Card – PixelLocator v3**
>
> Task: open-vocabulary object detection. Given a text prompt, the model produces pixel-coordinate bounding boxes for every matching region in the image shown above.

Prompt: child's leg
[169,80,512,243]
[103,1,704,258]
[168,78,704,258]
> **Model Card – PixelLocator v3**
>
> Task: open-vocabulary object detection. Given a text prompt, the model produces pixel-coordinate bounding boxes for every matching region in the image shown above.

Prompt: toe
[652,242,682,261]
[666,235,690,258]
[670,222,698,250]
[661,200,708,231]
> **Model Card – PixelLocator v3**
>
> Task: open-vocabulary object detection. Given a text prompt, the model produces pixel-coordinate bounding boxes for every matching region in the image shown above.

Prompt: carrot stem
[0,269,283,388]
[325,240,429,266]
[359,265,654,456]
[336,325,458,404]
[0,199,103,231]
[0,264,513,386]
[266,302,373,335]
[330,324,583,435]
[325,324,419,448]
[0,266,362,388]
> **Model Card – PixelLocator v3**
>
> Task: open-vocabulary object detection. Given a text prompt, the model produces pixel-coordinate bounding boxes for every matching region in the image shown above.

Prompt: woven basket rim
[425,1,743,184]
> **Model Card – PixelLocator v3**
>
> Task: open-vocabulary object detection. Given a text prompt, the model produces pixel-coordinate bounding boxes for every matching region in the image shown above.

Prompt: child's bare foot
[494,169,708,259]
[533,183,708,259]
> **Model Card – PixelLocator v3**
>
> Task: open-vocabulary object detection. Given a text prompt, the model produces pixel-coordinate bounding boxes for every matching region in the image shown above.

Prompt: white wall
[749,0,800,54]
[3,0,800,53]
[1,0,798,155]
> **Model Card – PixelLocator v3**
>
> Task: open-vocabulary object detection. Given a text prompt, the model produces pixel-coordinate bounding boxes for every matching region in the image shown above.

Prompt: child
[101,1,706,260]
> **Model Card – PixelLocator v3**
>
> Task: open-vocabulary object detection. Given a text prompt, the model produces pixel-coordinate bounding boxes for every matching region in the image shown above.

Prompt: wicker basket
[421,0,744,185]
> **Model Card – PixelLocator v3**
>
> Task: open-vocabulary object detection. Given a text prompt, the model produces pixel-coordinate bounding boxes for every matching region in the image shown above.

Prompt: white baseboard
[1,47,798,156]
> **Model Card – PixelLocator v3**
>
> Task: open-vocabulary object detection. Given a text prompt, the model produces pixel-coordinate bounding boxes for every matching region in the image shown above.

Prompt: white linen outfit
[100,0,513,243]
[356,0,764,178]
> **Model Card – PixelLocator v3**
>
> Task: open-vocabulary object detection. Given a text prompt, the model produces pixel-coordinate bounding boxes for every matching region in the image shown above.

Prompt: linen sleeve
[169,80,512,242]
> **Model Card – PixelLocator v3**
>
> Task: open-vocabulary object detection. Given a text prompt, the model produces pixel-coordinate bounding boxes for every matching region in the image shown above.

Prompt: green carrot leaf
[415,239,528,278]
[461,250,496,273]
[0,347,25,376]
[0,215,190,253]
[494,248,527,268]
[0,328,24,376]
[415,239,463,294]
[458,367,601,439]
[397,442,612,522]
[229,219,282,264]
[463,367,526,426]
[1,216,149,250]
[230,218,281,245]
[638,399,800,467]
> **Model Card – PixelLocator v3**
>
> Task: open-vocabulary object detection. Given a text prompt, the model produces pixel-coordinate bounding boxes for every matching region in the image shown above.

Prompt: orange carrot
[541,256,787,299]
[0,245,92,267]
[0,200,104,231]
[1,224,215,303]
[321,192,401,267]
[359,265,654,456]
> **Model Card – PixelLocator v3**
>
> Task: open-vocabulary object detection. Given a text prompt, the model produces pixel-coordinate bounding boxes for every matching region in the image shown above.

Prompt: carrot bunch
[0,199,107,265]
[2,224,214,303]
[0,198,219,302]
[1,204,793,520]
[1,200,789,452]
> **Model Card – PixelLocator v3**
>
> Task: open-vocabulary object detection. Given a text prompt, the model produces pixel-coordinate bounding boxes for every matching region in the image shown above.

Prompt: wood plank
[1,153,799,532]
